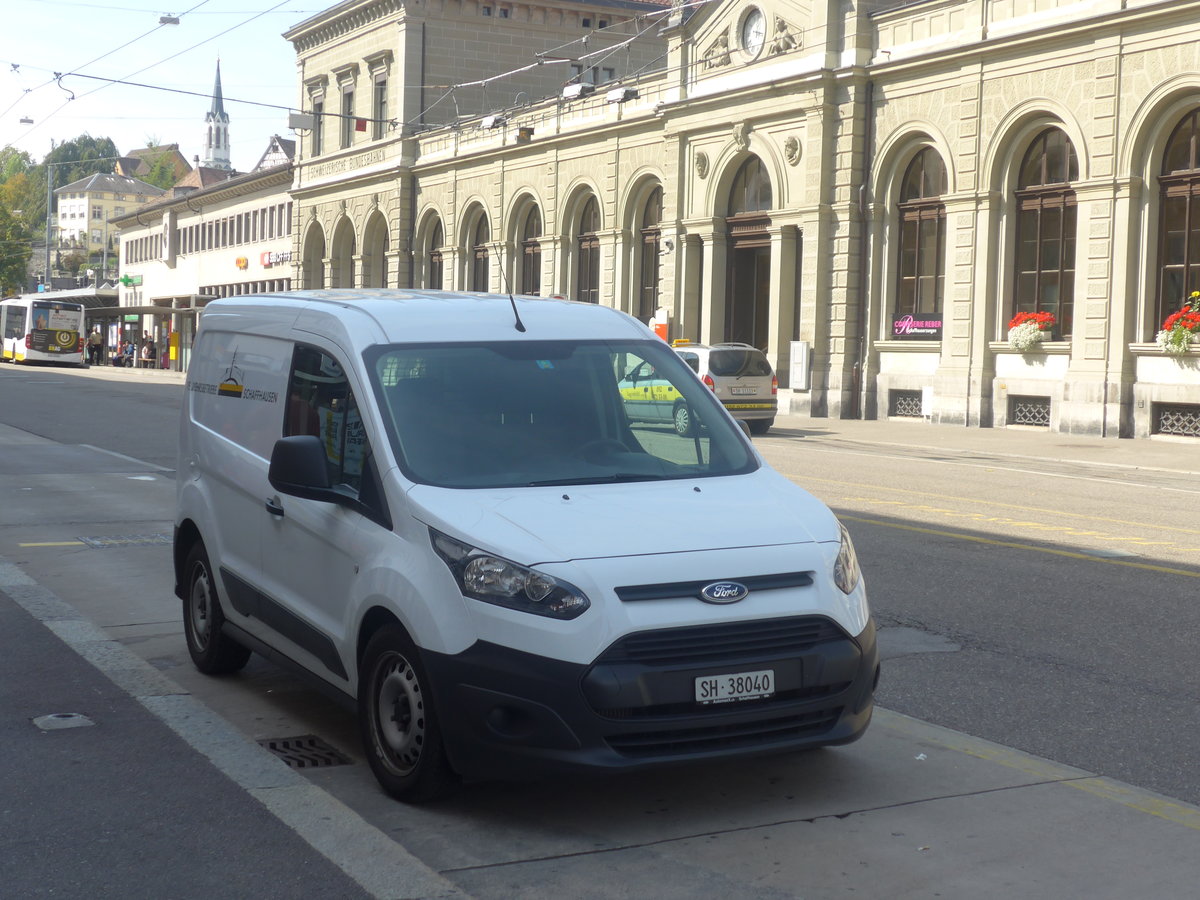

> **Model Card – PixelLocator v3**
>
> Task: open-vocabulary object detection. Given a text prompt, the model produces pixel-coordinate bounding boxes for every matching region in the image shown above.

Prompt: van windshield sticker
[536,360,554,370]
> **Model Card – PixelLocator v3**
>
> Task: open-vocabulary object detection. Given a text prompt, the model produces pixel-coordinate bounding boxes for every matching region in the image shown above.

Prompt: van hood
[405,467,838,565]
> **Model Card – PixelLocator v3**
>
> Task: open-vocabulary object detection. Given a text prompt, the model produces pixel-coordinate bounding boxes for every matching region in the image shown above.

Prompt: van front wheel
[182,542,251,675]
[359,625,458,803]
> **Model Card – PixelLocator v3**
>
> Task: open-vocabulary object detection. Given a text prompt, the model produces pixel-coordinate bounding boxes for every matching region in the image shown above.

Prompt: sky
[2,0,320,173]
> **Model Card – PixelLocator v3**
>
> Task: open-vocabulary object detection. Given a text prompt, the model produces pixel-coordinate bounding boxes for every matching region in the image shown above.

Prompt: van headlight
[833,520,862,595]
[430,529,590,620]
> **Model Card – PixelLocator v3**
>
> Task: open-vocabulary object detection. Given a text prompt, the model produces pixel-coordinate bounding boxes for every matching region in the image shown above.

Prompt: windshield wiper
[526,473,664,486]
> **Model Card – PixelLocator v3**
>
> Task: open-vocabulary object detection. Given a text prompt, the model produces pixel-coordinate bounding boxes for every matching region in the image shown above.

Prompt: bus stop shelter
[84,296,207,372]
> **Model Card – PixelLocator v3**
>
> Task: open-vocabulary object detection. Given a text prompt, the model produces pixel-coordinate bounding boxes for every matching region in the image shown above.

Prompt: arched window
[1157,109,1200,328]
[471,215,490,292]
[521,207,542,295]
[896,148,947,321]
[428,221,443,290]
[1014,128,1077,337]
[577,197,600,304]
[729,156,772,215]
[638,187,662,322]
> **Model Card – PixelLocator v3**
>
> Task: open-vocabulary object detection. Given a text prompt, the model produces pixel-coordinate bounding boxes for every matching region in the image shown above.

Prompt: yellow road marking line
[840,515,1200,578]
[19,541,86,547]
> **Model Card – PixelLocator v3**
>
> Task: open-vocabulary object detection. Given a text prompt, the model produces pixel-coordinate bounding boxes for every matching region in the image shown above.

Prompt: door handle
[264,497,285,517]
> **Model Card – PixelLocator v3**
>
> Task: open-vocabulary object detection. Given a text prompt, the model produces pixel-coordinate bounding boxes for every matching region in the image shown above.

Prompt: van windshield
[366,339,758,489]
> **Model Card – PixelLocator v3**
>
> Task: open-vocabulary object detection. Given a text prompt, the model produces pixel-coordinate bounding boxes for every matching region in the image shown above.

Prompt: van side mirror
[736,419,752,439]
[269,435,336,501]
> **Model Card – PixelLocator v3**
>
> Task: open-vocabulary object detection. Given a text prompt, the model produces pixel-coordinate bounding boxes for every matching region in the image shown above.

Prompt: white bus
[0,296,86,365]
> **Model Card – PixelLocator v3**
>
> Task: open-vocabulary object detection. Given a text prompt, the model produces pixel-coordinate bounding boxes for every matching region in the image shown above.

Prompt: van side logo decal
[219,354,245,398]
[699,581,749,604]
[188,348,279,404]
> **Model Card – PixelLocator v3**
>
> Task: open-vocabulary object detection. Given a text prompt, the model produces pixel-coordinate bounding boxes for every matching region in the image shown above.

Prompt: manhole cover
[257,735,353,769]
[33,713,95,730]
[79,534,172,549]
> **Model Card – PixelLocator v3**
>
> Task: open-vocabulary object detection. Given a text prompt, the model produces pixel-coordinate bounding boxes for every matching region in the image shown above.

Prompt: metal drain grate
[79,533,172,548]
[257,735,353,769]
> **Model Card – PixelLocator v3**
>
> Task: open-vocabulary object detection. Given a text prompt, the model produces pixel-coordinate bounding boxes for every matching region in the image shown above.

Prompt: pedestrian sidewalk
[771,408,1200,476]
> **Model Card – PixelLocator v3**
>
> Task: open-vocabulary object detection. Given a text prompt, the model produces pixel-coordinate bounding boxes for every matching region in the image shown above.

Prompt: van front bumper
[422,615,878,781]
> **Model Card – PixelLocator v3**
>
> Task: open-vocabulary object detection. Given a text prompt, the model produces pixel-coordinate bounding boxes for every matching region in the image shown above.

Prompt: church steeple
[202,60,232,171]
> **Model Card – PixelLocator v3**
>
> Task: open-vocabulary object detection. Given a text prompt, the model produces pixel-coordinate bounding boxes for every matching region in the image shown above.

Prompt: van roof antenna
[492,241,526,332]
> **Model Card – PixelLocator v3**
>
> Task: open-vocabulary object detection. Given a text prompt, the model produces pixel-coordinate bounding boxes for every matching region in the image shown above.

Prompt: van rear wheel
[359,625,458,803]
[182,542,251,675]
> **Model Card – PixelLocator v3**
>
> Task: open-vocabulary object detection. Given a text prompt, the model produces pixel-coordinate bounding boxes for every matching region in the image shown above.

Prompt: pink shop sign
[892,314,942,339]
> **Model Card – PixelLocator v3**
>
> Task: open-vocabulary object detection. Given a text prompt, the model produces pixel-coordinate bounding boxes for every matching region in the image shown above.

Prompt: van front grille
[605,707,843,758]
[595,616,846,667]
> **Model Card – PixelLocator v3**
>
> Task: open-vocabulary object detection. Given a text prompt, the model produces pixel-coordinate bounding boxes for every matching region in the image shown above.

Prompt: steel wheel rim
[374,652,425,775]
[189,564,212,651]
[674,405,690,435]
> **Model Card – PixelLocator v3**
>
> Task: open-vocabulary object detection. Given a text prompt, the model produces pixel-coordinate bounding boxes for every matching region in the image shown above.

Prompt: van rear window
[366,340,757,489]
[708,349,773,377]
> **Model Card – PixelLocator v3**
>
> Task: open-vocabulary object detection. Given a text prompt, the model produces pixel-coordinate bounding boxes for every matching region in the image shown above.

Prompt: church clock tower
[201,60,232,171]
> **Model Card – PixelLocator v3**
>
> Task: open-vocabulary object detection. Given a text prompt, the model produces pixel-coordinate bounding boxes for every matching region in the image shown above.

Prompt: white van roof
[200,290,651,345]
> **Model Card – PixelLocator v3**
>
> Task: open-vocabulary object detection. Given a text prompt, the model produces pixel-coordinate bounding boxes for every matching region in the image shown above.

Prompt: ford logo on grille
[699,581,749,604]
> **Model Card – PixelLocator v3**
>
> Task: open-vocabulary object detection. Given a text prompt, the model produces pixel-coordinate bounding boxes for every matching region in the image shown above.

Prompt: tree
[142,151,181,190]
[60,250,86,277]
[0,146,34,184]
[0,204,32,295]
[0,172,41,236]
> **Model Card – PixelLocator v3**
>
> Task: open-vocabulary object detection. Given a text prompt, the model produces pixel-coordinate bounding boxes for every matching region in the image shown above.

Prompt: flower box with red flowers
[1007,311,1056,352]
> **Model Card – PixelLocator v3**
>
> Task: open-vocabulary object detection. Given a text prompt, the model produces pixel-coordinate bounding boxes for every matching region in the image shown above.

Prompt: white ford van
[174,290,878,802]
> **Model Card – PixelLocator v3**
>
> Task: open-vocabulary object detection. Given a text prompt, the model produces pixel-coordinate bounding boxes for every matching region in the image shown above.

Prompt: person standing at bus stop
[87,328,104,365]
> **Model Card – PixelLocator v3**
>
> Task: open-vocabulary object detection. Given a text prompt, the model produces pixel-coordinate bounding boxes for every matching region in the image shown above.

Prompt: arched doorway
[362,211,389,288]
[301,222,326,289]
[576,197,600,303]
[428,220,444,289]
[638,186,663,323]
[725,156,772,347]
[330,218,357,288]
[470,214,490,292]
[520,206,542,295]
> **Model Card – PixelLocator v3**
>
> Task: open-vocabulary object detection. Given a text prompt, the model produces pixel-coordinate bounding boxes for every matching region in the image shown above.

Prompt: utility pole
[43,165,53,289]
[101,209,109,284]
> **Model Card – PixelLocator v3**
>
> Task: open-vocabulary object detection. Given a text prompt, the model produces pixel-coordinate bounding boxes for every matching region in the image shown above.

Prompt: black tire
[748,417,773,435]
[359,624,458,803]
[182,541,251,675]
[672,402,693,437]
